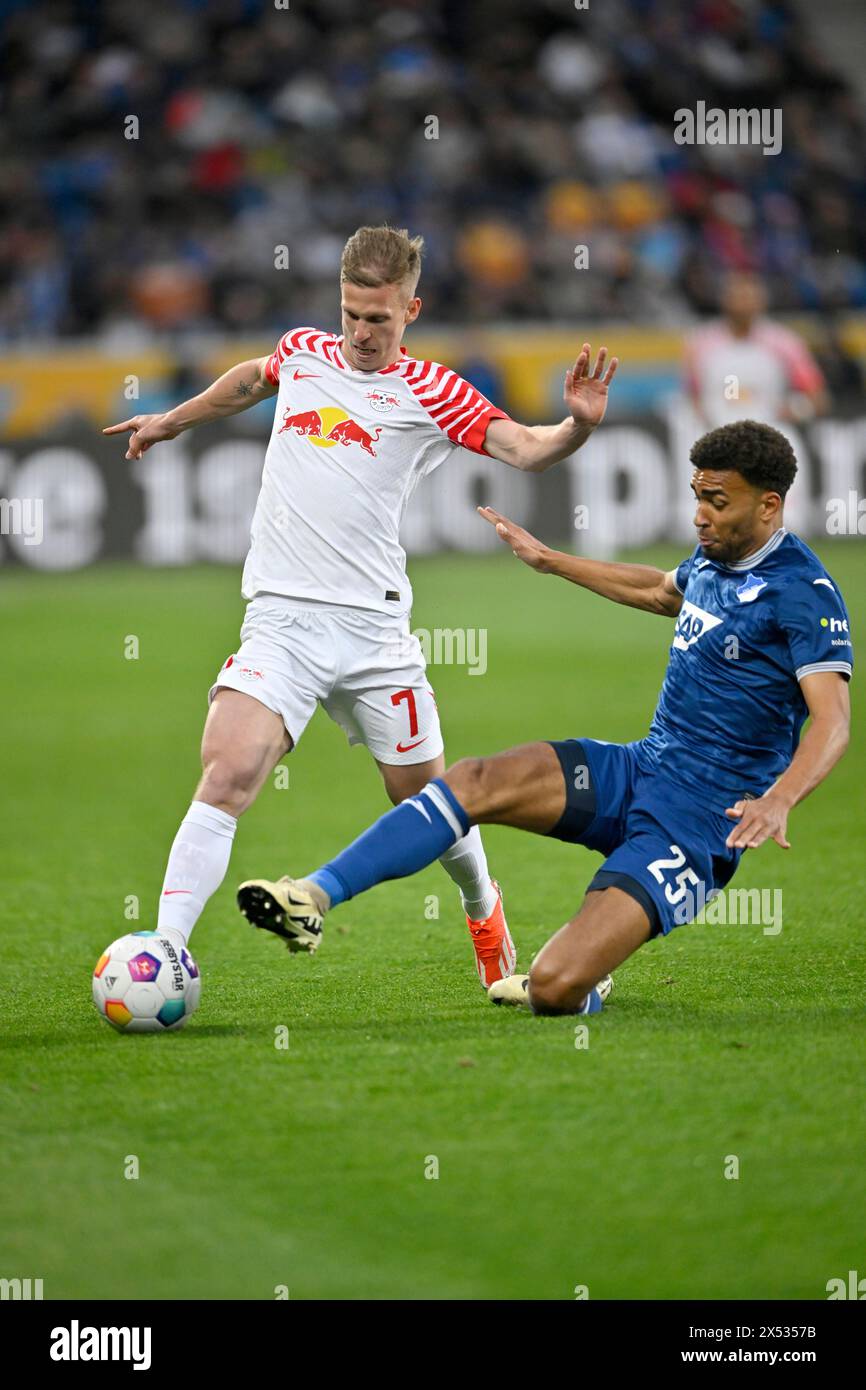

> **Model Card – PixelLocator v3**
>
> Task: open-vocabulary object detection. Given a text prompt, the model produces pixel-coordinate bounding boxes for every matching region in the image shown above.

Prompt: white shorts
[208,595,444,766]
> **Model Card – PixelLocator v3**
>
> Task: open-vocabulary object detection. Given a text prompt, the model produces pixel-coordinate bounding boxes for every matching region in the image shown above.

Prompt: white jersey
[685,318,824,426]
[241,326,509,617]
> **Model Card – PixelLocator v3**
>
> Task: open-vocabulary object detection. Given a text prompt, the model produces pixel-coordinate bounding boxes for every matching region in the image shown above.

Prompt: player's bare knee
[527,962,567,1014]
[197,757,262,817]
[528,960,591,1016]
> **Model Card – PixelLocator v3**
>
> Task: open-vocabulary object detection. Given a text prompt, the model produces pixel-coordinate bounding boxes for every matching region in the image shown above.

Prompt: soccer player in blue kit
[237,420,853,1016]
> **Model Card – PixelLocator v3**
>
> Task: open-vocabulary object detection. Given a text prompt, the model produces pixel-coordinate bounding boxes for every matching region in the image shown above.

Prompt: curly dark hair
[689,420,798,497]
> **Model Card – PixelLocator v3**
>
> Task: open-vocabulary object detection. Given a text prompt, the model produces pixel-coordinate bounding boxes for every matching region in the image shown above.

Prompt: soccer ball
[92,931,201,1032]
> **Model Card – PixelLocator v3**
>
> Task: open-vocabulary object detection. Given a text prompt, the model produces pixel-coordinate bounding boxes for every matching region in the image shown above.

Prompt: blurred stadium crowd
[1,0,865,345]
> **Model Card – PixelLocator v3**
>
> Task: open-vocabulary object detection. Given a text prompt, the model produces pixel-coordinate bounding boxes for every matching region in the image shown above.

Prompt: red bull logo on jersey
[278,405,382,456]
[278,408,323,437]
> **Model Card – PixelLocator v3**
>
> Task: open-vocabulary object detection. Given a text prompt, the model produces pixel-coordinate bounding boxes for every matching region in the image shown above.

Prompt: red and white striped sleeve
[760,323,825,395]
[263,327,323,386]
[404,361,511,455]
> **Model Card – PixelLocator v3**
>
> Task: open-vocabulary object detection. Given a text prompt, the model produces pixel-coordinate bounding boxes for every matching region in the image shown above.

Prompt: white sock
[156,800,238,945]
[438,825,498,921]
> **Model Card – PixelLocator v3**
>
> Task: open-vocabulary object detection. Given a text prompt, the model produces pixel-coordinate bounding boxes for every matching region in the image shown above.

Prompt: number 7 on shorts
[391,687,419,739]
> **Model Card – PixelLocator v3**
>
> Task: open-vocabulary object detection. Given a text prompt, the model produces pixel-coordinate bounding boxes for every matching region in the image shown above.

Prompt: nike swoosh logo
[293,369,320,379]
[162,890,192,896]
[396,736,428,753]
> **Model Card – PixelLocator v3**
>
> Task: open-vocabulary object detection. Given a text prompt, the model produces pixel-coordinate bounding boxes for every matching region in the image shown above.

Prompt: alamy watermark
[826,1269,866,1299]
[673,101,782,156]
[674,883,783,936]
[826,491,866,536]
[1,1277,43,1299]
[383,627,487,676]
[0,496,43,545]
[50,1322,151,1370]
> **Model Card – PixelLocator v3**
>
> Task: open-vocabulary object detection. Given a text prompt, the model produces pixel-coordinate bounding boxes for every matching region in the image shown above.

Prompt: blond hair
[340,225,424,297]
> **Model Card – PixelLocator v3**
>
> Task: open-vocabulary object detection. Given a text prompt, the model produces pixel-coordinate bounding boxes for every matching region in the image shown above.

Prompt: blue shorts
[547,738,744,937]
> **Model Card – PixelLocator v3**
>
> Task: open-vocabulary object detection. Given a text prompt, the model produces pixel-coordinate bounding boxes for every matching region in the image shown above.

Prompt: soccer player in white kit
[104,226,618,988]
[684,271,827,427]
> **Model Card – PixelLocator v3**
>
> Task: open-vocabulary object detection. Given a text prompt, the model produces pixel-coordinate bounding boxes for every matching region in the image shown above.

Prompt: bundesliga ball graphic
[92,931,201,1032]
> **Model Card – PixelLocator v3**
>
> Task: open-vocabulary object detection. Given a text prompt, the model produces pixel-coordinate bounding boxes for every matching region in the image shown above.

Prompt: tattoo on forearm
[235,379,255,398]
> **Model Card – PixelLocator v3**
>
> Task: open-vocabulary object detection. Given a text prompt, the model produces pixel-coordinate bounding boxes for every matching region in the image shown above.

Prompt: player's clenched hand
[565,343,619,427]
[725,793,791,851]
[102,414,179,460]
[477,506,552,572]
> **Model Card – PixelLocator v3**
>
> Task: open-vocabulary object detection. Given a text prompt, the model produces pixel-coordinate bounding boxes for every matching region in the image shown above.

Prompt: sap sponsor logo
[672,600,723,651]
[735,572,767,604]
[50,1321,152,1370]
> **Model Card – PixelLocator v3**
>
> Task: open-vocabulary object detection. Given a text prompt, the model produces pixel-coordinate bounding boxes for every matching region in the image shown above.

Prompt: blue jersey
[638,529,853,809]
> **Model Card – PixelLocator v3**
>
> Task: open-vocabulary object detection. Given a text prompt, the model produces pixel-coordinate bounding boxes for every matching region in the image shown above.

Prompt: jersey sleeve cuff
[796,661,853,681]
[468,406,510,456]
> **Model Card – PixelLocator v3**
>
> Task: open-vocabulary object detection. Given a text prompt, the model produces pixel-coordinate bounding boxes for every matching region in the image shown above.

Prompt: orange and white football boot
[466,880,516,989]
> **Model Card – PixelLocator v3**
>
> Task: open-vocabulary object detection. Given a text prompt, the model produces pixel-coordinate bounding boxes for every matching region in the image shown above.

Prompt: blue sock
[578,988,604,1015]
[309,778,470,908]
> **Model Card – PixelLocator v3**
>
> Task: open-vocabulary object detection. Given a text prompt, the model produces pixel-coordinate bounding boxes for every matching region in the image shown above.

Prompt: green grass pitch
[1,545,863,1300]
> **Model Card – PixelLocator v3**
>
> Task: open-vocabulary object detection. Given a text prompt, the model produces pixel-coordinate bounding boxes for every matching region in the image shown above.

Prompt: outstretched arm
[103,355,277,460]
[477,506,683,617]
[482,343,618,473]
[725,672,850,850]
